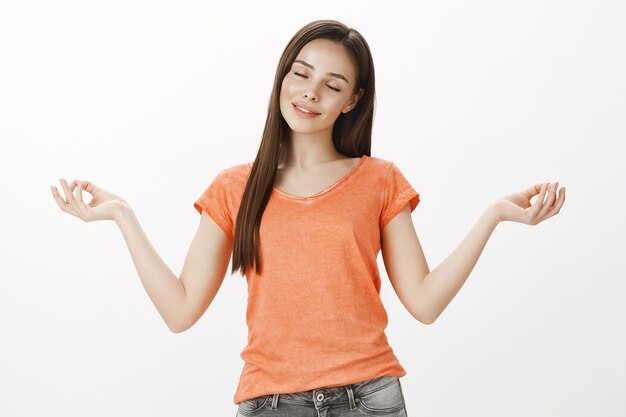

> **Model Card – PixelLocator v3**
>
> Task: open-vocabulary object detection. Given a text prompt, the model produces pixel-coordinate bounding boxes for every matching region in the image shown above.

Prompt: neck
[280,128,344,169]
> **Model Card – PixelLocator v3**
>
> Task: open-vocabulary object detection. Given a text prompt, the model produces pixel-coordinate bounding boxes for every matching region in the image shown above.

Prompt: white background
[1,1,624,416]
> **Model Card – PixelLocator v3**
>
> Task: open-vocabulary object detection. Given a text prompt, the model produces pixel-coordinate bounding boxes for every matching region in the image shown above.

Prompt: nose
[302,89,318,102]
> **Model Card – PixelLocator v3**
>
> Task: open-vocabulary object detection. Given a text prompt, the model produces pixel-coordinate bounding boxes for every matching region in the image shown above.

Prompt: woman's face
[279,38,364,135]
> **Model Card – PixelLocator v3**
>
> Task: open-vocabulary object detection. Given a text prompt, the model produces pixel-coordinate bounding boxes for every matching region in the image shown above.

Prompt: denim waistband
[265,375,400,409]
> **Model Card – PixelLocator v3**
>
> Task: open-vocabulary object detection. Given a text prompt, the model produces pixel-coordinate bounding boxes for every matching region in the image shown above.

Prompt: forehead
[293,38,356,80]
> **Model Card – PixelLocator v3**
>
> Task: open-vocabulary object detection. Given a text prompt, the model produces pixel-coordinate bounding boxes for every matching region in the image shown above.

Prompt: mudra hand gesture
[50,178,129,222]
[495,182,566,225]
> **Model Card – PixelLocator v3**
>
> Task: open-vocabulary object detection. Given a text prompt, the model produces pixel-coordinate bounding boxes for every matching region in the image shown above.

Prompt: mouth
[292,102,321,115]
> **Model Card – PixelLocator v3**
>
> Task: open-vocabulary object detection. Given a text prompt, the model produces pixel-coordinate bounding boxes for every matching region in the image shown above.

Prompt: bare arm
[417,206,500,323]
[382,204,499,325]
[382,182,565,324]
[51,178,232,333]
[114,204,232,333]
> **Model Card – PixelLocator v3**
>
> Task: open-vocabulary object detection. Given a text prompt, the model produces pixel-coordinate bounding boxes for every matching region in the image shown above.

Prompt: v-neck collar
[247,155,368,202]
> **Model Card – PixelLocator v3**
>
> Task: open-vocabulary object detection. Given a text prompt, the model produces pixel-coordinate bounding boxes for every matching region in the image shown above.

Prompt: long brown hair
[231,19,376,277]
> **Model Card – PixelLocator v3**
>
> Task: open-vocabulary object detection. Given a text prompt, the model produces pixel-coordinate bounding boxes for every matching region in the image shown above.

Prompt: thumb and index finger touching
[527,183,549,197]
[50,178,97,212]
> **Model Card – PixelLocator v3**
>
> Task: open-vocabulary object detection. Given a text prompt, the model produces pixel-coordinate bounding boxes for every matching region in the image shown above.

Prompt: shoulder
[366,156,393,169]
[202,161,252,198]
[220,161,253,183]
[363,156,400,180]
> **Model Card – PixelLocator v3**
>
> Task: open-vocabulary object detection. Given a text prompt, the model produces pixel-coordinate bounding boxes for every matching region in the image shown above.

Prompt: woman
[50,19,566,417]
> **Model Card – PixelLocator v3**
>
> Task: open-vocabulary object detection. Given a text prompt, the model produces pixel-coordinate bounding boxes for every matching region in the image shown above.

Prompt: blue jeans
[235,375,408,417]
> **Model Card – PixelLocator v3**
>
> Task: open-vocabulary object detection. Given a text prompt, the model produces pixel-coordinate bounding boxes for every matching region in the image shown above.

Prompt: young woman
[51,19,566,417]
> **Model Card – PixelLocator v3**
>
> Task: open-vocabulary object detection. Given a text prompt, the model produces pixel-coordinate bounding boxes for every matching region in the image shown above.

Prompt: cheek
[280,77,295,98]
[279,80,294,115]
[330,97,349,114]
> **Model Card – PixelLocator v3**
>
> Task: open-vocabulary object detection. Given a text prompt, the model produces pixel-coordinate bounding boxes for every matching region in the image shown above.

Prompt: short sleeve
[379,162,420,230]
[193,170,234,241]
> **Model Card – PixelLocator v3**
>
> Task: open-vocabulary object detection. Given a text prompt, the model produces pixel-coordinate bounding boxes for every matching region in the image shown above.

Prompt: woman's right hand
[51,178,130,222]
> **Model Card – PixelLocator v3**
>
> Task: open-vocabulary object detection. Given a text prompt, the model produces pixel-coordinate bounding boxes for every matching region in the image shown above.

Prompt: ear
[342,88,365,113]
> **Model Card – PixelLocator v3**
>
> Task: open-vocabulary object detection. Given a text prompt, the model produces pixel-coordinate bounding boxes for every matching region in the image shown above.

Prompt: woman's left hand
[494,182,566,225]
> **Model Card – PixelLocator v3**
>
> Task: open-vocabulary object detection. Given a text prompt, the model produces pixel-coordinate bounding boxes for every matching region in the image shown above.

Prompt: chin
[281,113,316,132]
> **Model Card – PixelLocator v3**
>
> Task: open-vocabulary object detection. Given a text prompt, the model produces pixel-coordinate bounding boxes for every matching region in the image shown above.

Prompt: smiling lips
[292,102,321,116]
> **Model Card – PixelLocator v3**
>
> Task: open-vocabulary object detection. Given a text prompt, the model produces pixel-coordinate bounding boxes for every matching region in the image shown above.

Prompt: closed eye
[294,72,341,92]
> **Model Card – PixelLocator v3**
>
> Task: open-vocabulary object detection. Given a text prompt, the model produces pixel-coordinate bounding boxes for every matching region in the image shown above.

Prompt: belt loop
[270,394,279,409]
[345,385,357,410]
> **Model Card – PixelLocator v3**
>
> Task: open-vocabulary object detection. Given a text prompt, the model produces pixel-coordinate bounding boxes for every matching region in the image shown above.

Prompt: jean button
[317,393,324,401]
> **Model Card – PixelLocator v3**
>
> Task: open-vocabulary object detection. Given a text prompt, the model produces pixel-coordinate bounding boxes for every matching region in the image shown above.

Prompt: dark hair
[231,19,376,277]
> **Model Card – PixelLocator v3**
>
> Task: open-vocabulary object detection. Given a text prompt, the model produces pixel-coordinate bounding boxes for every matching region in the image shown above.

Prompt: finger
[77,180,95,195]
[529,183,548,220]
[544,186,566,220]
[51,185,71,211]
[59,178,75,205]
[549,182,560,207]
[62,178,85,216]
[538,181,558,219]
[525,183,545,199]
[75,181,88,214]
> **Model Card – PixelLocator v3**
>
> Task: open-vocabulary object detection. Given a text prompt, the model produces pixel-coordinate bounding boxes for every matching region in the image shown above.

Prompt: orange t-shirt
[193,155,420,405]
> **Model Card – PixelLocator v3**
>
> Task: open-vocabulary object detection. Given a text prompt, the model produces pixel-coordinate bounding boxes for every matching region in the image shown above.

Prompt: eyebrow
[293,60,350,84]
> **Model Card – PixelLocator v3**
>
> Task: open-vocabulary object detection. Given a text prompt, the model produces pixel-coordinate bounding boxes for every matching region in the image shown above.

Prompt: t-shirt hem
[379,188,420,230]
[194,197,234,242]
